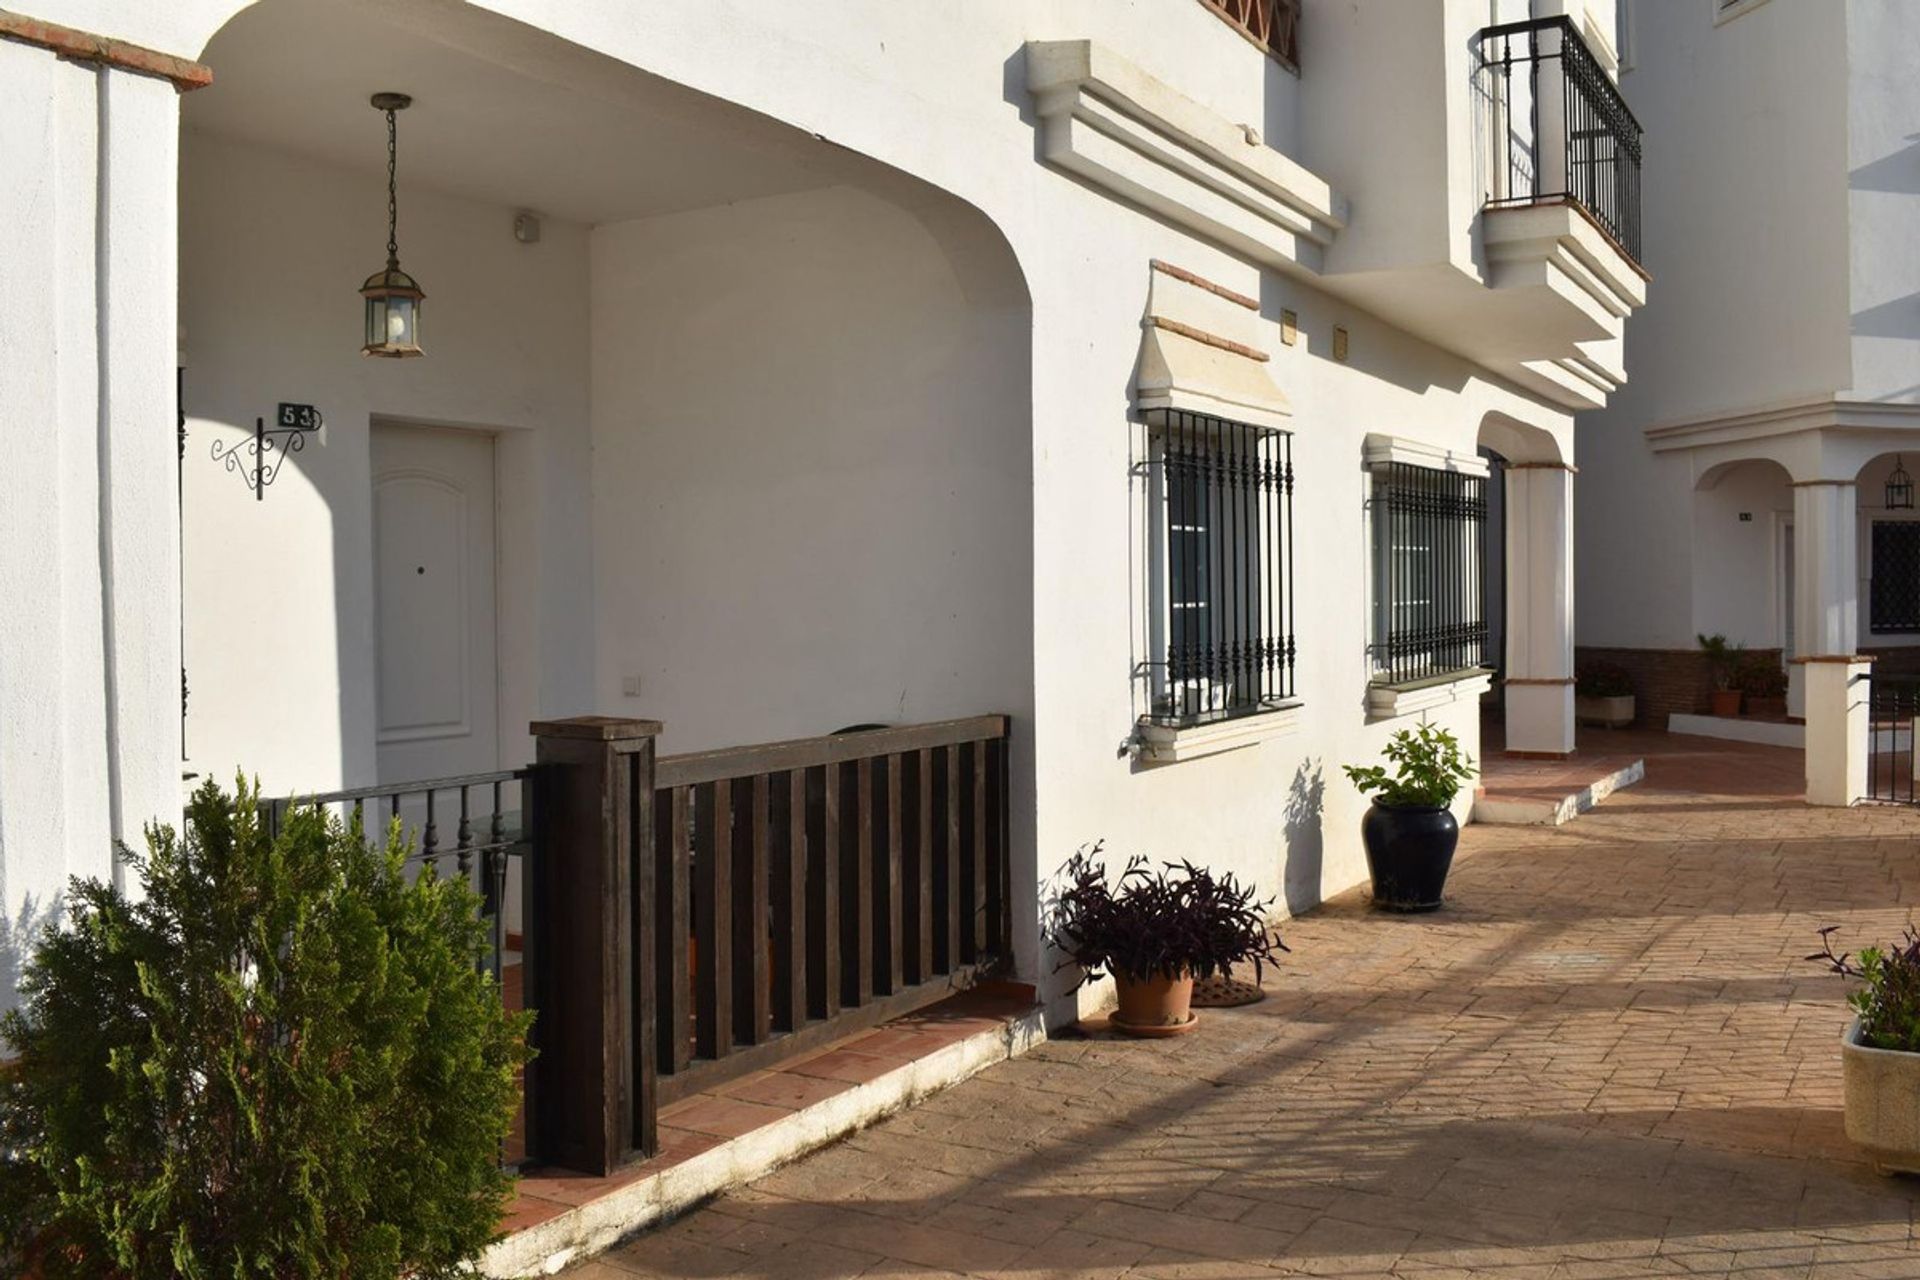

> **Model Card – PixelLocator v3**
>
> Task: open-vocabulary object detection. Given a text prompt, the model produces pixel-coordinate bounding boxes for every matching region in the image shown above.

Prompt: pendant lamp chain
[385,104,401,268]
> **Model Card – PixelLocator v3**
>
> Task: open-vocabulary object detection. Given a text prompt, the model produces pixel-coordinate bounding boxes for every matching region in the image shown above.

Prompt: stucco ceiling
[185,0,848,225]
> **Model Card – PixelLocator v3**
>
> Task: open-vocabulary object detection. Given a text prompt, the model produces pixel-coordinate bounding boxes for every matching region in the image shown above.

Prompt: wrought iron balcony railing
[1197,0,1300,70]
[1478,16,1643,265]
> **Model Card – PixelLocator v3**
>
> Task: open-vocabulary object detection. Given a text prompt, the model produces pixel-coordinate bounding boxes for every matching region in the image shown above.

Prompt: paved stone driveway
[578,736,1920,1278]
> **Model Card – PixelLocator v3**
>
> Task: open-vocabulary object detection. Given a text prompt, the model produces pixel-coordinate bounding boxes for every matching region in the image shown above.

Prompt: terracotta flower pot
[1111,972,1197,1037]
[1710,689,1742,717]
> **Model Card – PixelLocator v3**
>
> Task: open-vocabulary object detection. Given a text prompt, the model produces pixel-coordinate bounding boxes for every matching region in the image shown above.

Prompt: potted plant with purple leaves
[1344,722,1477,912]
[1048,844,1287,1037]
[1810,926,1920,1174]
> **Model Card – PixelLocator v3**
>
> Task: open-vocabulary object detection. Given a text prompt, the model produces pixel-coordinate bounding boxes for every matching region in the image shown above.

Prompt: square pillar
[1504,463,1576,755]
[1804,659,1870,806]
[1792,480,1858,661]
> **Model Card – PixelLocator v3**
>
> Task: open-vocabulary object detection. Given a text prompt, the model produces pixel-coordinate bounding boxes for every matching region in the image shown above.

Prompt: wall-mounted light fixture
[1889,456,1914,510]
[361,92,425,358]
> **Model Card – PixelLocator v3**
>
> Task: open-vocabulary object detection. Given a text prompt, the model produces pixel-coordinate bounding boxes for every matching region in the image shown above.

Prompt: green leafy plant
[1343,722,1477,809]
[1047,844,1287,987]
[1576,662,1635,699]
[1733,654,1788,699]
[0,777,532,1278]
[1697,633,1744,691]
[1810,926,1920,1053]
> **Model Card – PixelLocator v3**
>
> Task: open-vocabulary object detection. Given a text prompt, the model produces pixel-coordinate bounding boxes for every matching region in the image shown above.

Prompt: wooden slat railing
[648,716,1013,1105]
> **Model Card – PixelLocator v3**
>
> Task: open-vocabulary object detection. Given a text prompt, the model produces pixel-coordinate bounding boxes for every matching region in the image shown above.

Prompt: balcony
[1479,15,1644,267]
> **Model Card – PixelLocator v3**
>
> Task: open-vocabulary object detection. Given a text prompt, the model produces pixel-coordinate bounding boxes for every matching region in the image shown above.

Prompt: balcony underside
[1320,201,1646,410]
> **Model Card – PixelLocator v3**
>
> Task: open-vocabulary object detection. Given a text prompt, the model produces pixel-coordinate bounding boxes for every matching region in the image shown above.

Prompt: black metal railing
[1369,462,1488,686]
[1479,15,1643,263]
[263,768,539,1163]
[264,768,536,984]
[1868,672,1920,804]
[1140,409,1296,726]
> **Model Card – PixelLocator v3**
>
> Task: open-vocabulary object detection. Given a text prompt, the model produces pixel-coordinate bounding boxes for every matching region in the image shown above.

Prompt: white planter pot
[1575,694,1634,728]
[1842,1016,1920,1175]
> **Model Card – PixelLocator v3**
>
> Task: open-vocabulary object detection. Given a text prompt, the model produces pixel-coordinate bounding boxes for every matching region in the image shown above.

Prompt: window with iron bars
[1141,411,1296,726]
[1368,462,1489,686]
[1871,521,1920,634]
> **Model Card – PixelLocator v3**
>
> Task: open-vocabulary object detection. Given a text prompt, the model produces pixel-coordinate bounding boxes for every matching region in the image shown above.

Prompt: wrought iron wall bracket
[210,405,322,501]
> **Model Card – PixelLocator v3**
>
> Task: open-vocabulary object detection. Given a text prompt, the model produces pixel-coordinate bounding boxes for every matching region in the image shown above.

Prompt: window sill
[1367,670,1494,722]
[1134,702,1303,764]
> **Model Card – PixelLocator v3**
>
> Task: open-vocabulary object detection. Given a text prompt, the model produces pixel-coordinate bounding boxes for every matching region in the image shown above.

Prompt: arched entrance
[180,0,1034,794]
[1478,412,1576,754]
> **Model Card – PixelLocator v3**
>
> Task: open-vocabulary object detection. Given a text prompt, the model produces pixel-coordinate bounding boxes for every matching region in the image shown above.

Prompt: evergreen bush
[0,777,532,1278]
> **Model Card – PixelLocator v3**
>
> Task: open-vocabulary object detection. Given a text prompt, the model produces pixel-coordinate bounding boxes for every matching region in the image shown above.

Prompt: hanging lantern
[361,92,424,358]
[1889,456,1914,510]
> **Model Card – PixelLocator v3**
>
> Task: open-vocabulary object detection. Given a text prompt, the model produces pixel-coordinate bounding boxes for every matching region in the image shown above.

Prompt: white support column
[1794,480,1866,805]
[1805,659,1870,807]
[1504,463,1576,755]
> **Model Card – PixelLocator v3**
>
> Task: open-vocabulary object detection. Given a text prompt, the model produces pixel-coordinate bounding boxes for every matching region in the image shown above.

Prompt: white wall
[1576,0,1852,650]
[4,0,1595,1013]
[588,183,1033,754]
[1845,1,1920,403]
[0,44,180,992]
[180,133,596,795]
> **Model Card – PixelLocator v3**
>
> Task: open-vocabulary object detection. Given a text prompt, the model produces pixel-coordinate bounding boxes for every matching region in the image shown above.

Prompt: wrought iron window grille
[1136,409,1296,728]
[1477,15,1644,264]
[1871,520,1920,634]
[1368,461,1489,687]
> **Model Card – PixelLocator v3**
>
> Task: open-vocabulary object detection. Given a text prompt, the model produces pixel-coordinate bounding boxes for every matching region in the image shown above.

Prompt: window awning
[1137,320,1291,432]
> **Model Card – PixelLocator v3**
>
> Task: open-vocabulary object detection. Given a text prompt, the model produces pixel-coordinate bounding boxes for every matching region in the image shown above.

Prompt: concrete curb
[481,1006,1048,1277]
[1472,757,1645,826]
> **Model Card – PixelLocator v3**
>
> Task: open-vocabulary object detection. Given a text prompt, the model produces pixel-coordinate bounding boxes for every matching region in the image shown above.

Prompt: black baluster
[457,786,474,880]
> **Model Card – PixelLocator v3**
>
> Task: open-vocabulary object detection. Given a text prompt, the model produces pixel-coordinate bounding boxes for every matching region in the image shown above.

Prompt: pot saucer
[1110,1011,1200,1038]
[1191,975,1265,1008]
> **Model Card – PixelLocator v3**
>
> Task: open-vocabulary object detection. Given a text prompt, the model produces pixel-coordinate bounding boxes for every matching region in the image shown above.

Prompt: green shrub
[0,777,532,1278]
[1343,722,1477,809]
[1575,662,1634,699]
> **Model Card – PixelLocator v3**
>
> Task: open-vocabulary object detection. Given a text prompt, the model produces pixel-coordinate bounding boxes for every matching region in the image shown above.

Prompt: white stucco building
[1577,0,1917,803]
[1,0,1645,1010]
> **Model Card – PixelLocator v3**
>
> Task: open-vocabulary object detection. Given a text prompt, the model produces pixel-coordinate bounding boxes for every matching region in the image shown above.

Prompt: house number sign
[210,402,325,501]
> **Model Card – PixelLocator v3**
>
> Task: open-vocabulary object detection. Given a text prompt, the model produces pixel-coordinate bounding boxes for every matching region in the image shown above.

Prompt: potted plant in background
[1048,844,1287,1037]
[1810,926,1920,1175]
[1735,654,1790,719]
[1698,633,1745,717]
[1344,722,1477,912]
[1575,662,1637,728]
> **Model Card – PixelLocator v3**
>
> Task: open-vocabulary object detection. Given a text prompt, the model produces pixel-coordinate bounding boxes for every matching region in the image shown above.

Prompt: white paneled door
[372,424,500,783]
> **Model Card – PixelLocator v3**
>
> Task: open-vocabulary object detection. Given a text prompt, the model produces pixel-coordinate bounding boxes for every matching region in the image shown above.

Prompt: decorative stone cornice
[1646,396,1920,453]
[1026,40,1345,275]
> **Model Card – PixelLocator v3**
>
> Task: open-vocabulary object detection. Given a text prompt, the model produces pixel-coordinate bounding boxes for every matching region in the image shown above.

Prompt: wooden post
[529,715,662,1175]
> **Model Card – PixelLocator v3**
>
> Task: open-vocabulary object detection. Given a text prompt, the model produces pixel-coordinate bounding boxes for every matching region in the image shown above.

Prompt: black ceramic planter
[1360,803,1459,912]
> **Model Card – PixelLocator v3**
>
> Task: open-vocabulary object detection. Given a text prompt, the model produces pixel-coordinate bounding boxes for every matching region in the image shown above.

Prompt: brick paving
[575,735,1920,1279]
